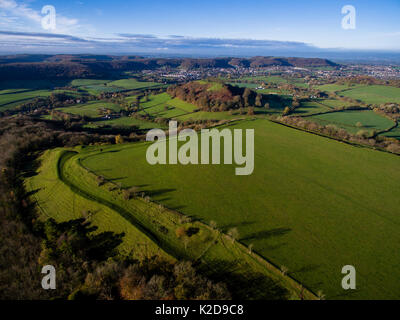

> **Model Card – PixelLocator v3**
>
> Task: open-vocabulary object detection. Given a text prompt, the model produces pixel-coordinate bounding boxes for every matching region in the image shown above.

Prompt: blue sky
[0,0,400,54]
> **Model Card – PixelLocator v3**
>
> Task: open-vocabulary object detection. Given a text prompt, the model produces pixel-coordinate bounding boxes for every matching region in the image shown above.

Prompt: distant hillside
[0,54,339,81]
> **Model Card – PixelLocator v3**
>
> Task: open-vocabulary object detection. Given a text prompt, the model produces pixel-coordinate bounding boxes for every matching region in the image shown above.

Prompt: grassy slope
[315,84,362,93]
[309,110,395,134]
[340,85,400,104]
[57,101,122,117]
[138,96,197,119]
[320,99,352,108]
[239,76,288,84]
[0,90,52,111]
[176,107,282,121]
[295,101,332,116]
[107,79,161,90]
[85,117,165,130]
[70,79,112,87]
[0,88,85,112]
[81,119,400,299]
[26,145,313,300]
[25,149,168,259]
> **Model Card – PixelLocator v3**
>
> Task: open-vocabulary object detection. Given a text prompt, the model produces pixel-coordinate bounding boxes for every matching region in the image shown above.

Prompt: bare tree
[280,265,289,276]
[209,220,217,230]
[227,228,239,243]
[317,290,326,300]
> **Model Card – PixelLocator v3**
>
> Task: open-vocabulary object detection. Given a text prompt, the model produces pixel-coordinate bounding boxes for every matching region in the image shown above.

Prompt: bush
[175,227,187,239]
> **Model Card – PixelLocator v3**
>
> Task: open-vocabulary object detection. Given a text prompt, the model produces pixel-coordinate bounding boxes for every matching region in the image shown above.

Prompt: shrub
[175,227,187,239]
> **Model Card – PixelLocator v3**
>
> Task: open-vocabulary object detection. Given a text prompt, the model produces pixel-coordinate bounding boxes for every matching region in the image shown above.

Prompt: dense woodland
[167,80,273,111]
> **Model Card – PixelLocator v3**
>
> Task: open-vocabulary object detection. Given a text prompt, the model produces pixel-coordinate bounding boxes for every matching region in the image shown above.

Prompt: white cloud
[0,0,80,34]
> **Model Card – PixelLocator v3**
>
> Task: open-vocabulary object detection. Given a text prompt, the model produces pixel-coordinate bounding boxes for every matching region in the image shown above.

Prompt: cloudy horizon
[0,0,400,58]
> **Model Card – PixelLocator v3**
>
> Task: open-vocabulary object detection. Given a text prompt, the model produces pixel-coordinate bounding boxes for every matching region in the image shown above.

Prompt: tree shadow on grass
[241,228,292,241]
[329,289,360,300]
[221,221,257,232]
[146,188,176,197]
[169,205,187,212]
[54,219,125,261]
[290,264,321,275]
[104,150,121,154]
[201,259,289,300]
[107,176,128,182]
[135,184,149,188]
[25,188,41,197]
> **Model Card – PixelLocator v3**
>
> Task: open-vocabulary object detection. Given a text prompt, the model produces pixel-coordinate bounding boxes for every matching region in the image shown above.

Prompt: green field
[25,149,167,259]
[315,84,361,93]
[229,83,293,97]
[107,79,162,90]
[229,82,260,89]
[132,92,171,107]
[0,88,82,112]
[57,101,122,117]
[177,111,244,121]
[74,119,400,299]
[319,99,352,109]
[26,143,315,300]
[137,95,198,119]
[167,98,198,113]
[339,85,400,104]
[239,76,288,84]
[0,89,52,111]
[70,79,112,87]
[381,125,400,139]
[234,76,308,89]
[8,76,400,300]
[196,80,224,92]
[69,78,162,94]
[0,78,94,112]
[309,110,395,134]
[294,101,332,116]
[176,106,282,121]
[70,79,121,95]
[85,116,165,130]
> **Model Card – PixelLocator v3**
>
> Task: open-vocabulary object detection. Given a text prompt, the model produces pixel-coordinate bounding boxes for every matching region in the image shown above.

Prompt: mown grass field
[26,144,314,300]
[309,110,395,134]
[339,85,400,104]
[57,101,122,117]
[78,119,400,299]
